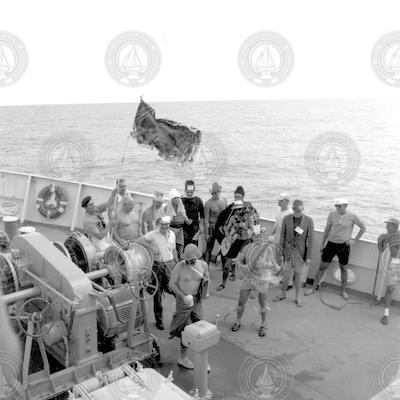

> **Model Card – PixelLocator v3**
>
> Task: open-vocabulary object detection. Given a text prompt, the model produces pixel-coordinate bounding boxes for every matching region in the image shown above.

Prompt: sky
[0,0,400,105]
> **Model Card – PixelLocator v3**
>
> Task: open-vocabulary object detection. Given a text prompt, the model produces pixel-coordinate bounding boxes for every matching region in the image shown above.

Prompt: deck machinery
[0,231,192,400]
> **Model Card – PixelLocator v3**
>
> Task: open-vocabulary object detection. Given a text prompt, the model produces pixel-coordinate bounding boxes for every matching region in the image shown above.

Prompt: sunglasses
[185,259,196,265]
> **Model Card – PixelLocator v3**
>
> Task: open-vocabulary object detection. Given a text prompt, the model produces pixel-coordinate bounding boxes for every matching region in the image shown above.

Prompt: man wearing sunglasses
[169,243,210,370]
[305,198,366,300]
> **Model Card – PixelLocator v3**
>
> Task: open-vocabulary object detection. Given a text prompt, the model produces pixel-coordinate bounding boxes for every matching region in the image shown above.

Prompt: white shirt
[274,208,293,242]
[144,229,176,262]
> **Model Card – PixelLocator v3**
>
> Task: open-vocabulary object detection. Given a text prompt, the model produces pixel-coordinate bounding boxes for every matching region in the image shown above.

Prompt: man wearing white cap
[305,198,366,300]
[139,215,178,330]
[142,192,167,234]
[376,218,400,325]
[169,243,210,369]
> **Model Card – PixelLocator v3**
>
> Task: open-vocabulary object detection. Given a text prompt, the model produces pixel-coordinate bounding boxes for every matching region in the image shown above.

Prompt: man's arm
[84,219,109,240]
[377,233,387,253]
[320,216,332,251]
[353,215,366,242]
[279,218,286,258]
[306,217,314,261]
[204,201,210,241]
[99,189,117,214]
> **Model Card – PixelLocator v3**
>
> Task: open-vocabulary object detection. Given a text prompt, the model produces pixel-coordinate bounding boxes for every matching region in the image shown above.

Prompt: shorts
[283,257,305,274]
[226,239,250,259]
[321,241,350,266]
[383,259,400,287]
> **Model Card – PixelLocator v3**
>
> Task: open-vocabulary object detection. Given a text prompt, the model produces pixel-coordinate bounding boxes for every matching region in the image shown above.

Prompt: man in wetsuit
[377,218,400,325]
[204,182,227,265]
[181,180,205,247]
[113,196,141,247]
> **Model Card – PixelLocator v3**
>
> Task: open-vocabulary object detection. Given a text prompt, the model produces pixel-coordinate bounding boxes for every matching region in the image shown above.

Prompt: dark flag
[132,99,202,163]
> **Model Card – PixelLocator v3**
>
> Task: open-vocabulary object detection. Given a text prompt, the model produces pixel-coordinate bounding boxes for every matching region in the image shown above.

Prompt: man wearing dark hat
[181,180,205,248]
[169,243,210,370]
[213,186,259,284]
[81,190,116,250]
[216,200,254,291]
[204,182,227,265]
[376,218,400,325]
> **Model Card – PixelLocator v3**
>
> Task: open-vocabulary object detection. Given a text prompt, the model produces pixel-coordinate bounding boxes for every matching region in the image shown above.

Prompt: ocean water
[0,99,399,241]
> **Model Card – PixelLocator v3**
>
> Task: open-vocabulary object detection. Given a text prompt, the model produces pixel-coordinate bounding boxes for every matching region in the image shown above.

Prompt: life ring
[36,184,68,219]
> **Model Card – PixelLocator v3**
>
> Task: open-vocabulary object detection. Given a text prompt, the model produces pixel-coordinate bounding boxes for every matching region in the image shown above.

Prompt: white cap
[334,198,349,205]
[168,188,181,200]
[278,193,290,201]
[19,226,36,234]
[158,215,172,224]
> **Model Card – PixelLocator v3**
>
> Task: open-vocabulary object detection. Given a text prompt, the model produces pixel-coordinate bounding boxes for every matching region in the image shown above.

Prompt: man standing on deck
[113,196,141,246]
[377,218,400,325]
[108,178,130,220]
[204,183,227,265]
[305,198,366,300]
[274,199,314,307]
[169,244,210,370]
[214,186,259,282]
[142,192,167,234]
[81,191,116,251]
[182,180,205,247]
[138,216,178,330]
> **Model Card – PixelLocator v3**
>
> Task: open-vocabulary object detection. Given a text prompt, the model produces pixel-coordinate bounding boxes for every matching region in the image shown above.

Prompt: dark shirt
[182,196,204,224]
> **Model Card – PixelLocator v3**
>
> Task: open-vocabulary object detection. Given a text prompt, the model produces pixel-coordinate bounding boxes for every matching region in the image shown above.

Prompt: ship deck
[152,260,399,400]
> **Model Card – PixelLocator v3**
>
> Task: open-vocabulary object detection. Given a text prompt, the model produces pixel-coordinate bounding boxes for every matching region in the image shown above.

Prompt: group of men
[79,178,399,372]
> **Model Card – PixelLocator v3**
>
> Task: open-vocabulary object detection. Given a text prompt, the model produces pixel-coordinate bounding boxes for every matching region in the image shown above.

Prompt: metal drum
[64,231,97,273]
[103,242,154,283]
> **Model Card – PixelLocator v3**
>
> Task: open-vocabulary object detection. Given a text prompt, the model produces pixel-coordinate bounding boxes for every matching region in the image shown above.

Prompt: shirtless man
[204,182,227,265]
[169,243,210,369]
[142,192,167,234]
[113,196,141,246]
[108,178,129,220]
[82,190,116,251]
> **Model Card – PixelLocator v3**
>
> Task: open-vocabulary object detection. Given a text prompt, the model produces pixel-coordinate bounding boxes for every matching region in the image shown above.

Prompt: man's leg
[274,262,291,300]
[294,271,303,306]
[259,292,268,336]
[381,285,394,325]
[152,263,164,329]
[217,257,231,290]
[232,289,250,331]
[340,264,349,300]
[305,261,330,295]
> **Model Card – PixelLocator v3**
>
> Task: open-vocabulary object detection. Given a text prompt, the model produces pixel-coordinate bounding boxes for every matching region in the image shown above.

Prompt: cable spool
[77,377,102,393]
[0,254,19,294]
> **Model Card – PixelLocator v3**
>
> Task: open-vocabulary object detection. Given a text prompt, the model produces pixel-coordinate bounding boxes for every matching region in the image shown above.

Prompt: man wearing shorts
[274,199,314,307]
[305,198,366,300]
[377,218,400,325]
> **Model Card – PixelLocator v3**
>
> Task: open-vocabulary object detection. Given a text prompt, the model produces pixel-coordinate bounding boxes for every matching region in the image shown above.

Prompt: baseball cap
[334,198,349,205]
[384,218,400,226]
[157,216,172,225]
[278,193,290,201]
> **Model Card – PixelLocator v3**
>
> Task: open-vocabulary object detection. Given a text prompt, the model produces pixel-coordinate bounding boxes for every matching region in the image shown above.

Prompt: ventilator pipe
[2,286,41,305]
[19,226,36,235]
[3,216,19,240]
